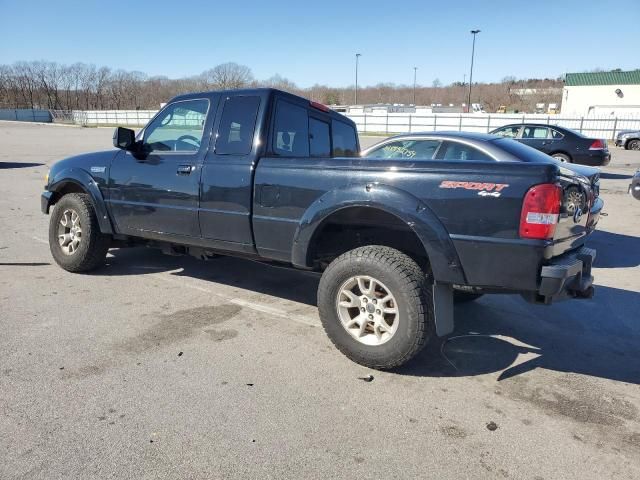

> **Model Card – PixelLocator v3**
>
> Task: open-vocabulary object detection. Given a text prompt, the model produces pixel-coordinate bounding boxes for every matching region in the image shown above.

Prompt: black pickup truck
[41,88,603,369]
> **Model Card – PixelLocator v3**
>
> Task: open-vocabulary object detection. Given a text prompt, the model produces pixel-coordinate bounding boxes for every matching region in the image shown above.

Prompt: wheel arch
[46,169,113,234]
[291,184,466,285]
[549,150,572,161]
[625,137,640,149]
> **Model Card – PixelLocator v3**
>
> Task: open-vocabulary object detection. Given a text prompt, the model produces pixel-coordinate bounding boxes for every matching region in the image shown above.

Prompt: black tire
[628,139,640,151]
[48,193,110,272]
[453,291,484,303]
[317,246,433,369]
[552,153,571,163]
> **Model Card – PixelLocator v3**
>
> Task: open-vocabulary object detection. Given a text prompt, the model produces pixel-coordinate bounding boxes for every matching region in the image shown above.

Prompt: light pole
[467,29,480,112]
[462,73,466,105]
[355,53,361,105]
[413,67,418,105]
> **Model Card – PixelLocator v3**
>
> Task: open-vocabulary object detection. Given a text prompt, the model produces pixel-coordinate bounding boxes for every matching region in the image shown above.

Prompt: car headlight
[44,170,49,184]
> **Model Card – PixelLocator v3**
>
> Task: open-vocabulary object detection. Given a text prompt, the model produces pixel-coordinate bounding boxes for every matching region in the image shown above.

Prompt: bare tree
[0,59,566,113]
[200,62,253,89]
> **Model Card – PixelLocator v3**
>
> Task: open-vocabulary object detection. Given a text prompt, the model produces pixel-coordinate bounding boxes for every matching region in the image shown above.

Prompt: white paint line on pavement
[26,234,320,328]
[228,297,319,327]
[151,271,320,328]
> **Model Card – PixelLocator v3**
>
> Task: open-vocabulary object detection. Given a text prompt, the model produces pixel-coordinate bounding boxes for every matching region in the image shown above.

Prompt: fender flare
[291,183,466,285]
[47,168,114,234]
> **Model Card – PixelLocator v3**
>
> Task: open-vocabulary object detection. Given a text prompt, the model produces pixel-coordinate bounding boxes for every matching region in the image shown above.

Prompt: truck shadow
[98,247,320,306]
[99,247,640,385]
[599,172,632,180]
[0,162,44,169]
[589,230,640,268]
[398,286,640,385]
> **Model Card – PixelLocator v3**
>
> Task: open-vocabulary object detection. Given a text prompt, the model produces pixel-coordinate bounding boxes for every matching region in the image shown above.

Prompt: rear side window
[492,138,556,163]
[215,96,261,155]
[332,120,358,157]
[521,126,549,139]
[273,100,309,157]
[366,139,441,160]
[309,117,331,157]
[438,141,493,161]
[550,129,564,139]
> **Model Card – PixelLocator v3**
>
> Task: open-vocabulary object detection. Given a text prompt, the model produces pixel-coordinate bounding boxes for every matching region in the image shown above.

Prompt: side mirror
[113,127,136,150]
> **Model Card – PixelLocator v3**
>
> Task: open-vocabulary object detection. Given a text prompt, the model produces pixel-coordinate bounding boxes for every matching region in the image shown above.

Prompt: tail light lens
[520,183,562,239]
[589,139,605,150]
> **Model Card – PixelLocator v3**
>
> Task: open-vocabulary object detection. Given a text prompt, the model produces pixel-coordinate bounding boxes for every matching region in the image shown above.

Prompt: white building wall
[561,84,640,116]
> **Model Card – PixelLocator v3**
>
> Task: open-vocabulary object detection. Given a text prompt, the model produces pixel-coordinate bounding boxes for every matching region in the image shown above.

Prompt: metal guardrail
[0,109,52,122]
[6,109,639,141]
[346,113,640,140]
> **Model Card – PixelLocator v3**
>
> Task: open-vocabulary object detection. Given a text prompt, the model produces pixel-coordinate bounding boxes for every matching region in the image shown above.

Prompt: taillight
[520,183,562,239]
[589,139,605,150]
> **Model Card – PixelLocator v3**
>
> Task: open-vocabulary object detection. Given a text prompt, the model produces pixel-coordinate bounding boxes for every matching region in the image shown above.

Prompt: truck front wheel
[48,193,110,272]
[317,246,433,369]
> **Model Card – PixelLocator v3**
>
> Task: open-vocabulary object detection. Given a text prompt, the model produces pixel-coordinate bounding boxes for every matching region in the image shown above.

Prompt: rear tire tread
[317,246,433,370]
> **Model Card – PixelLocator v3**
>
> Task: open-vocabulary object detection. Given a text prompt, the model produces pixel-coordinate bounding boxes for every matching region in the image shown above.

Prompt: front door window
[144,99,209,152]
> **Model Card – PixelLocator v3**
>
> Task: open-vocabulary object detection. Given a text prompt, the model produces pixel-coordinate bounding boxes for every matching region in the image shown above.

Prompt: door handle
[177,164,195,175]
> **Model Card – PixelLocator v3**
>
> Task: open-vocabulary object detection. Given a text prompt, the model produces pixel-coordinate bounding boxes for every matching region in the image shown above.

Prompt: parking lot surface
[1,122,639,479]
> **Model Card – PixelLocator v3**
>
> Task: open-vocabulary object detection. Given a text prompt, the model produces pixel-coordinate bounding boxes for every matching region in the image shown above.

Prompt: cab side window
[309,117,331,157]
[438,141,494,161]
[332,120,358,157]
[273,100,309,157]
[215,96,261,155]
[144,99,209,152]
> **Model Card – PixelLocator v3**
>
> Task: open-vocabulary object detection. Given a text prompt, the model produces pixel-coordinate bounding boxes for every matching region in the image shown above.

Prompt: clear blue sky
[1,0,638,88]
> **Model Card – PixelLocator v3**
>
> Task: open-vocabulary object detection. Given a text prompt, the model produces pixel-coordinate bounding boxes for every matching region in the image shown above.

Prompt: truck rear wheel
[317,246,433,369]
[48,193,110,272]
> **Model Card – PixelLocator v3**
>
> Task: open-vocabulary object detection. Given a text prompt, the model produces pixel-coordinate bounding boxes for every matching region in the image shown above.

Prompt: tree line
[0,60,563,113]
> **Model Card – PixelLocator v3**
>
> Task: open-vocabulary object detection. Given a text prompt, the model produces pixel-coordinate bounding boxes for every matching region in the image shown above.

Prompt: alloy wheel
[336,275,400,346]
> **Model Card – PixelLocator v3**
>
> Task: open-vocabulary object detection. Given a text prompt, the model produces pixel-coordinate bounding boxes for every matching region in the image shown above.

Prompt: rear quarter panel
[253,157,559,290]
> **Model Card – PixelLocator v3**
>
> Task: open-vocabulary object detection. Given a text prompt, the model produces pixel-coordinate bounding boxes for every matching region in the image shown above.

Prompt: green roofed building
[562,70,640,116]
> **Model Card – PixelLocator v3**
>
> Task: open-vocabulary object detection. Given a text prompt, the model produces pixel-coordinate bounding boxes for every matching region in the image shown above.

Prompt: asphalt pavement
[1,121,639,479]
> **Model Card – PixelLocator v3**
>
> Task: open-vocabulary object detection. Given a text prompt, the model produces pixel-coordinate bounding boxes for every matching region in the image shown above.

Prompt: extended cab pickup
[42,88,604,369]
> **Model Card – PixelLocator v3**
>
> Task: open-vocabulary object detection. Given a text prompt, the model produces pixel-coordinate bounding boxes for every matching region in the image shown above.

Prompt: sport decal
[439,180,509,197]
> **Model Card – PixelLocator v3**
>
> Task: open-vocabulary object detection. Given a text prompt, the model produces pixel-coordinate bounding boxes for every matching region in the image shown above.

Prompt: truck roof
[170,87,351,123]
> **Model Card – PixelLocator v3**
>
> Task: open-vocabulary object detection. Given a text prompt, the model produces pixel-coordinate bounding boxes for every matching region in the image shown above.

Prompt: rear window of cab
[272,99,357,158]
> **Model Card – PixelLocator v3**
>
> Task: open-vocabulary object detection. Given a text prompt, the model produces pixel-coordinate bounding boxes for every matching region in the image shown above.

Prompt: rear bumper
[533,246,596,304]
[574,151,610,166]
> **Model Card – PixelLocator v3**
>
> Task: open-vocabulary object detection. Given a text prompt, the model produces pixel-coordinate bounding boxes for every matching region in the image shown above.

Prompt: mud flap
[433,283,454,337]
